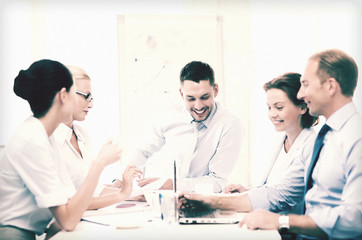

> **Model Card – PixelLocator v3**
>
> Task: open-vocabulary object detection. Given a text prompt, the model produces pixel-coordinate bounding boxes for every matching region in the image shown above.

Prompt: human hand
[95,140,122,168]
[136,177,159,187]
[178,192,197,210]
[177,192,214,209]
[126,177,159,202]
[105,179,122,188]
[224,184,248,194]
[121,165,143,197]
[239,209,279,230]
[159,178,173,190]
[178,192,215,217]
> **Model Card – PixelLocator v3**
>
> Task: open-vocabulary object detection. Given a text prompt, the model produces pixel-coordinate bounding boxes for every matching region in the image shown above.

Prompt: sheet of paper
[96,200,151,215]
[82,210,153,228]
[130,177,168,198]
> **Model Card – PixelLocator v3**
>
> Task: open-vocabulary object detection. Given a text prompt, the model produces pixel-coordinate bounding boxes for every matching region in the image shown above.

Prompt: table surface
[51,201,281,240]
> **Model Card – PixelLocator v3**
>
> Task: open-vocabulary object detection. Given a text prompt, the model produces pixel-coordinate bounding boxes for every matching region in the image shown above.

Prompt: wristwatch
[278,214,290,234]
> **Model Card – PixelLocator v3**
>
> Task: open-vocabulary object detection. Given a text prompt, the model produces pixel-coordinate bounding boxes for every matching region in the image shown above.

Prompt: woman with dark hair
[225,73,318,210]
[179,72,318,215]
[0,59,122,240]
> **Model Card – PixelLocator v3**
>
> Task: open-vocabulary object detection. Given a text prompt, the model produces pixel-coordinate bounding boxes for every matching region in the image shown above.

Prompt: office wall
[0,0,361,185]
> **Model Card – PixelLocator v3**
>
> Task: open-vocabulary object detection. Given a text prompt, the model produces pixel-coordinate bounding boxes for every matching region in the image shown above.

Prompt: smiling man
[113,61,244,193]
[179,62,219,123]
[240,49,362,240]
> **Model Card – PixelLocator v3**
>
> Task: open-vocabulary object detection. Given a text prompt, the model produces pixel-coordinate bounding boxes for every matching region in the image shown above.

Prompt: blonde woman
[53,65,142,210]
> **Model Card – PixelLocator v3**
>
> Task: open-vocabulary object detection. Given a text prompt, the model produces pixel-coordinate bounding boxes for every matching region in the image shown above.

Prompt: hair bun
[13,69,38,100]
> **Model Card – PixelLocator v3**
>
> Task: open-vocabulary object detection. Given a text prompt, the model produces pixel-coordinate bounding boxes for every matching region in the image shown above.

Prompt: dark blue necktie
[302,124,331,213]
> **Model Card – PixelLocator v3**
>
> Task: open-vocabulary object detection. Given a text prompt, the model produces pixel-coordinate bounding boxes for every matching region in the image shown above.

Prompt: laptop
[174,161,240,224]
[178,209,240,224]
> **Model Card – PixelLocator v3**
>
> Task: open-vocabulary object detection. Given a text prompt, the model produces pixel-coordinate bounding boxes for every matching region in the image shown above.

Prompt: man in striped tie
[240,49,362,240]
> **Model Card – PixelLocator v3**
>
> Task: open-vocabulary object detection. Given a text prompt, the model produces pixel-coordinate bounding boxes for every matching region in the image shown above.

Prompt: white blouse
[266,145,288,185]
[256,128,316,187]
[53,123,103,196]
[0,116,76,235]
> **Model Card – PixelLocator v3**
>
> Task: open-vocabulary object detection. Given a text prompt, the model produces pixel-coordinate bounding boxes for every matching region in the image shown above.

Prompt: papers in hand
[130,177,168,198]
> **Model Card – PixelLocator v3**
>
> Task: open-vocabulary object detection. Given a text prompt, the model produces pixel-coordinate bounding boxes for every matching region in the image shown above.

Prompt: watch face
[279,227,289,235]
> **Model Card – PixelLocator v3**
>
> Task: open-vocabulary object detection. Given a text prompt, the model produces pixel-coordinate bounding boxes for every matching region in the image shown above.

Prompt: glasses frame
[76,91,94,102]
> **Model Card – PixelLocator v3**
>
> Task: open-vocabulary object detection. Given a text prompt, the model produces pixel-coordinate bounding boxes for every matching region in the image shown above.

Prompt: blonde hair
[66,65,91,81]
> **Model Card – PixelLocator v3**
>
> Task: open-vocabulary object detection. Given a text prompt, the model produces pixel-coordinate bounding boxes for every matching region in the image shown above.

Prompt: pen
[81,218,110,226]
[173,160,178,222]
[173,160,177,193]
[159,193,164,220]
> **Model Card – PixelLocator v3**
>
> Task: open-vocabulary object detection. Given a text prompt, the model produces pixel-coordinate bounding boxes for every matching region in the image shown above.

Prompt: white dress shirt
[248,128,315,213]
[304,102,362,239]
[124,102,244,193]
[0,117,76,235]
[53,123,103,196]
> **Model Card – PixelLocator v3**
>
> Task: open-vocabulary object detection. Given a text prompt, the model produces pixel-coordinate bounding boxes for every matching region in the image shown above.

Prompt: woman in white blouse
[224,72,318,213]
[0,60,125,240]
[53,65,141,210]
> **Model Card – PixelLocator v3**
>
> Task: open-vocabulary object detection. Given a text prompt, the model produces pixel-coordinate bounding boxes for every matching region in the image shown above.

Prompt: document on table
[82,210,153,229]
[87,200,151,215]
[81,200,153,228]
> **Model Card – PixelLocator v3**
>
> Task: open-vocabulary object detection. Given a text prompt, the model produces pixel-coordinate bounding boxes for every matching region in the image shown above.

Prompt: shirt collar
[53,123,72,146]
[72,124,85,142]
[325,101,357,132]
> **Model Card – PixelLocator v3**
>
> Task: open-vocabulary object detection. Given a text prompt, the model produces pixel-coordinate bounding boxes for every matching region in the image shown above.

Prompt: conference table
[50,201,281,240]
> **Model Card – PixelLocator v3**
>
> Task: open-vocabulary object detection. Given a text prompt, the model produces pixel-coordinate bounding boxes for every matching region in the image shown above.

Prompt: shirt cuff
[247,186,271,210]
[307,207,339,237]
[177,178,194,192]
[36,185,76,208]
[177,177,223,193]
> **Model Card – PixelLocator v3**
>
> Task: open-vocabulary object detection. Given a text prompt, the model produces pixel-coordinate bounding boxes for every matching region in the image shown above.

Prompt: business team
[180,49,362,239]
[0,49,361,240]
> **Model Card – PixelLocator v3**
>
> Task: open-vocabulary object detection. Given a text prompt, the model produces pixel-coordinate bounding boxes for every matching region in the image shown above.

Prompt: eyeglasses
[76,91,94,102]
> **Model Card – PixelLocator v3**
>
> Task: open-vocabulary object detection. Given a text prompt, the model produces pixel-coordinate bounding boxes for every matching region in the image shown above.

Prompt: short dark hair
[180,61,215,86]
[264,72,318,129]
[13,59,73,118]
[310,49,358,97]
